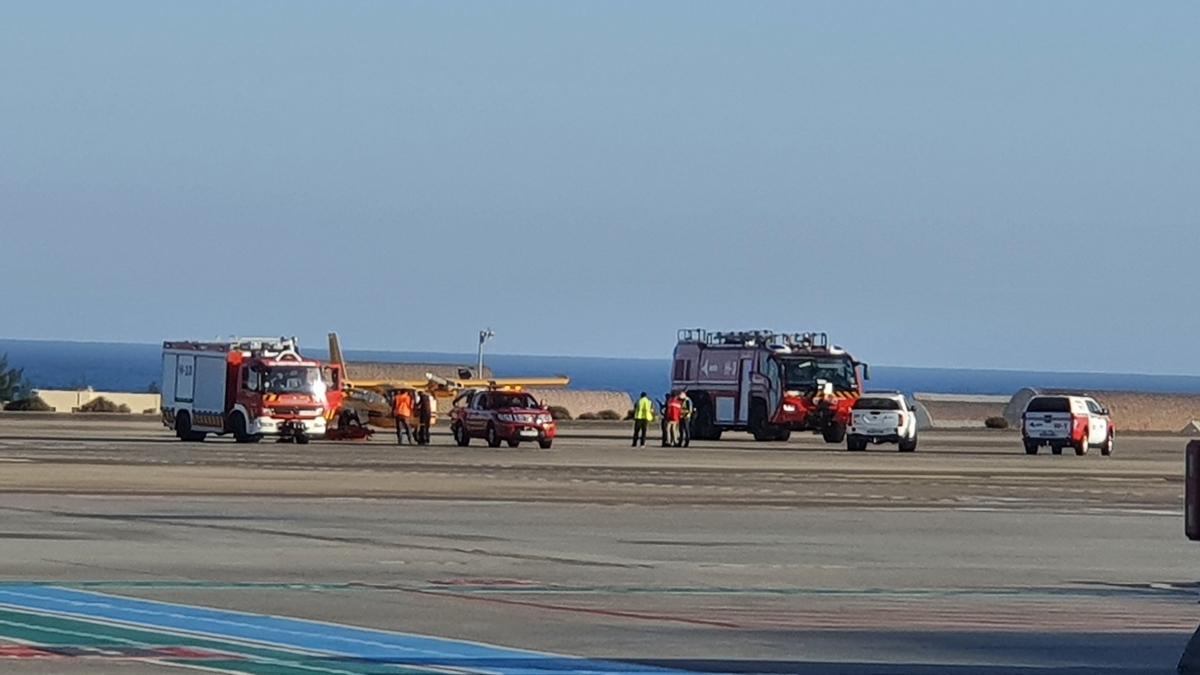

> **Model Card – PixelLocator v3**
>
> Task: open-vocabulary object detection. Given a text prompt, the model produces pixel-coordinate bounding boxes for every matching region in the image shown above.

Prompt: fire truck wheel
[175,412,206,442]
[230,413,261,444]
[453,424,470,447]
[822,422,847,444]
[486,424,502,448]
[1100,431,1113,456]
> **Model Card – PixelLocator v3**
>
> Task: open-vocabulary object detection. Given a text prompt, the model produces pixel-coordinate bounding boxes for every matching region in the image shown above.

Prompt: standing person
[416,391,433,445]
[632,392,654,447]
[392,389,413,445]
[665,393,683,447]
[678,391,693,447]
[660,392,672,447]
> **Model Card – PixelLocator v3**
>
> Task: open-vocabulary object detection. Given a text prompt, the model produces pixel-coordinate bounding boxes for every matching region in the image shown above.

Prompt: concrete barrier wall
[33,389,161,413]
[526,390,633,419]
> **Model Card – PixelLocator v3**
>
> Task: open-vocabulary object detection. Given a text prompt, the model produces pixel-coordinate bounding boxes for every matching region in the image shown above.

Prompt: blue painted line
[0,585,691,674]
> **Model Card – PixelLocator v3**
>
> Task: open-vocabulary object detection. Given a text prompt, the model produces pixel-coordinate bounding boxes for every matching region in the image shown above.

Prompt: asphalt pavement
[0,415,1196,674]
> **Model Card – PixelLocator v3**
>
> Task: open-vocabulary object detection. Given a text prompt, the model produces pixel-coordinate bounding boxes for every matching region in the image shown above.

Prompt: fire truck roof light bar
[677,329,830,350]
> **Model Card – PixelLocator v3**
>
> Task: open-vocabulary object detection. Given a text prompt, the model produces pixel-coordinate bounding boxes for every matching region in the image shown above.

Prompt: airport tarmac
[0,415,1197,674]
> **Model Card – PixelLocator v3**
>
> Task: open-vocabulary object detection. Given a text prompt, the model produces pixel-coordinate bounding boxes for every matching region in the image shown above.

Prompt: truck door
[762,356,782,418]
[737,356,753,424]
[175,354,195,403]
[1086,399,1109,444]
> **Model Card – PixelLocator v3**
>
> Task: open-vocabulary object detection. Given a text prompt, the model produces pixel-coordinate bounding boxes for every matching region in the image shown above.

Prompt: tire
[775,429,791,442]
[486,424,502,448]
[847,436,867,451]
[1024,440,1039,455]
[1075,430,1089,456]
[1101,431,1113,456]
[898,436,918,453]
[295,434,310,445]
[230,413,261,444]
[507,439,520,448]
[175,411,206,442]
[750,400,775,442]
[822,422,847,444]
[453,423,470,447]
[538,439,553,449]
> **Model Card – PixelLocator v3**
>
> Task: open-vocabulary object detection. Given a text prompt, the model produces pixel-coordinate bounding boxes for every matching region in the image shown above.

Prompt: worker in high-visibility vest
[632,392,654,447]
[392,389,413,445]
[678,391,694,448]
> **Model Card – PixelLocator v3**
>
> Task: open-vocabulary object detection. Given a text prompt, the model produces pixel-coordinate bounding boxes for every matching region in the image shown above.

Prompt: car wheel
[1024,440,1039,455]
[538,439,553,449]
[898,436,917,453]
[1075,430,1089,456]
[486,424,502,448]
[1101,430,1113,456]
[294,434,310,445]
[507,439,520,448]
[454,424,471,447]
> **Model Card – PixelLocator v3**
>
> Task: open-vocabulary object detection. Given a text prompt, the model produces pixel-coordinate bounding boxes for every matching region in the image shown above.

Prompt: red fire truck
[671,329,869,443]
[161,337,333,443]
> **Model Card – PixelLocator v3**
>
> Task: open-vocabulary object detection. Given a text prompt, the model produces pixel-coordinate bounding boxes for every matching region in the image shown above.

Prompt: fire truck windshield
[263,366,323,395]
[781,357,857,391]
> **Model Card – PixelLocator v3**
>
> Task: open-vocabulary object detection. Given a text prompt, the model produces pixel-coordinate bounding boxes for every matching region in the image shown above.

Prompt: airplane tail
[328,332,347,372]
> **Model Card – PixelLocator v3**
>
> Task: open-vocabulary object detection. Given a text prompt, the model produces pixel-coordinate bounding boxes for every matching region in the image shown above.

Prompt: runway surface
[0,415,1196,673]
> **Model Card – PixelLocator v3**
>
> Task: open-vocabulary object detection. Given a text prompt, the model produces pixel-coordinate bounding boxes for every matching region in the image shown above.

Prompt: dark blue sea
[6,339,1200,399]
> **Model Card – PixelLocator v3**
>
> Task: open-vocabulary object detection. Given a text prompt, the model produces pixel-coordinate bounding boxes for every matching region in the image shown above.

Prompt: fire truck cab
[161,337,330,444]
[671,329,868,443]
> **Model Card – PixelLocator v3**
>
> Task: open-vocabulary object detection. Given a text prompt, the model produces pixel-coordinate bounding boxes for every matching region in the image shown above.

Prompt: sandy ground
[0,416,1197,674]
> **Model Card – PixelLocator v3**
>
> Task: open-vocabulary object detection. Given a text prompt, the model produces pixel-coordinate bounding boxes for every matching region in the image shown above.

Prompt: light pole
[477,328,495,378]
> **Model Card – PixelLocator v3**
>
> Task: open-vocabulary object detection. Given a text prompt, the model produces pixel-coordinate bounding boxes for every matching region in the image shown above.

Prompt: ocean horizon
[5,338,1200,400]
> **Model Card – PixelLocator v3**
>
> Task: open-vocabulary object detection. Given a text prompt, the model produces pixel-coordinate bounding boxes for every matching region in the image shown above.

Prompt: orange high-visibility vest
[394,392,413,418]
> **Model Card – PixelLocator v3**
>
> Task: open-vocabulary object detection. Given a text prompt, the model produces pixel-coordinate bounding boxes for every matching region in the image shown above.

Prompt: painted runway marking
[0,585,682,674]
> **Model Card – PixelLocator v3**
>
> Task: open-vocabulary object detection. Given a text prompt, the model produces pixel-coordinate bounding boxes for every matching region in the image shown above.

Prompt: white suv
[1021,395,1113,456]
[847,392,918,452]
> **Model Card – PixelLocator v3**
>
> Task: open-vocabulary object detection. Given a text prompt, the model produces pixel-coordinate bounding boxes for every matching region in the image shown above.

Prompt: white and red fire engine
[161,337,330,444]
[671,329,869,443]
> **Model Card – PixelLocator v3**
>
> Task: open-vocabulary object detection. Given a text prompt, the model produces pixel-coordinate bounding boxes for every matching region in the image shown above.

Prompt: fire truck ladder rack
[227,336,301,359]
[677,329,829,350]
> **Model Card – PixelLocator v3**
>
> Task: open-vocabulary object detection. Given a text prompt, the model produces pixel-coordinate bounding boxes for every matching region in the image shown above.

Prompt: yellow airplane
[324,332,569,434]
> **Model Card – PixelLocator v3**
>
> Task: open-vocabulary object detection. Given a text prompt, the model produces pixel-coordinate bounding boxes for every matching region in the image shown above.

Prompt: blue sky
[1,1,1196,371]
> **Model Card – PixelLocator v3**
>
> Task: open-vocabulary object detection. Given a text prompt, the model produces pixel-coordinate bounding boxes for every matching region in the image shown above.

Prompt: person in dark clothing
[415,391,433,445]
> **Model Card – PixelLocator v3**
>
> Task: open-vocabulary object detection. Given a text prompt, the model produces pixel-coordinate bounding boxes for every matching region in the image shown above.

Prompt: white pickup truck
[847,392,918,452]
[1021,395,1113,456]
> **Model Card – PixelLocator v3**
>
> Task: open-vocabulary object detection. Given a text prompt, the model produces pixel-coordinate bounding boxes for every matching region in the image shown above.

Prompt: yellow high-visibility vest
[635,397,655,421]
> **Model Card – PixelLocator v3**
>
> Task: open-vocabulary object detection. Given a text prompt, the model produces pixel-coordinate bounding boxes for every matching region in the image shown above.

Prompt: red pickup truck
[449,389,556,449]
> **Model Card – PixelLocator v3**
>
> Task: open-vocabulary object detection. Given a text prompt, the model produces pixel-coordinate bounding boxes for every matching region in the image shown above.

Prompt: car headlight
[497,414,515,422]
[782,404,796,413]
[537,414,552,424]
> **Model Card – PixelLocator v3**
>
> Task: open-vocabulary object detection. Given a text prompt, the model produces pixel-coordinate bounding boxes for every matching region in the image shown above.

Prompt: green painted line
[0,608,429,675]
